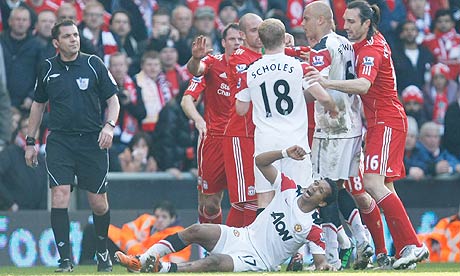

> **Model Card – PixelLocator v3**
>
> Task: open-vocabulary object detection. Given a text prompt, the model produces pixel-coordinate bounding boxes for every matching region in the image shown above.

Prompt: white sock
[337,226,351,249]
[139,240,174,265]
[323,223,339,263]
[159,262,171,273]
[347,209,368,245]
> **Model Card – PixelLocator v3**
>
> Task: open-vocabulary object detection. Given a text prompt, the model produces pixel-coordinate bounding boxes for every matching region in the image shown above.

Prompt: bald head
[239,13,262,34]
[305,1,333,20]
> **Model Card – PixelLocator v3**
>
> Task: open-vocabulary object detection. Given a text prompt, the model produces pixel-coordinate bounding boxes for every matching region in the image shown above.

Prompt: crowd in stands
[1,0,460,211]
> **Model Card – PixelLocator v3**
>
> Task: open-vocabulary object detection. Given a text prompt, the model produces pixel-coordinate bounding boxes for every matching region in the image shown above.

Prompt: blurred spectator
[423,9,460,80]
[185,0,220,14]
[0,0,36,32]
[56,3,97,55]
[232,0,263,18]
[110,0,148,42]
[407,121,460,178]
[118,132,157,173]
[451,0,460,32]
[417,204,460,262]
[108,201,190,261]
[422,63,459,129]
[443,96,460,160]
[108,52,146,155]
[25,0,59,14]
[0,7,43,110]
[129,0,159,38]
[153,39,191,97]
[0,43,12,151]
[153,87,200,179]
[401,85,429,127]
[110,10,146,76]
[406,0,431,43]
[135,51,172,133]
[216,0,238,34]
[79,1,119,65]
[375,0,407,48]
[148,8,179,47]
[171,5,193,65]
[0,114,47,211]
[393,20,434,94]
[404,116,424,180]
[81,201,191,264]
[191,6,221,54]
[34,9,56,59]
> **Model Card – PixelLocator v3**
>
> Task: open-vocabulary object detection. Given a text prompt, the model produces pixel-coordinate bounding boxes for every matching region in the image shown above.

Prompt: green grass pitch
[0,263,458,275]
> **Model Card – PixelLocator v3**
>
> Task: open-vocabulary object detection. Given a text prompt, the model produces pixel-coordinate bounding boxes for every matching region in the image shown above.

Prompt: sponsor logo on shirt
[76,77,89,90]
[312,55,324,66]
[236,64,247,72]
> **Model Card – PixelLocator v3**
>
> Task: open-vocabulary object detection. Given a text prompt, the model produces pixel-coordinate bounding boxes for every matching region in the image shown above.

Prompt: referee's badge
[76,77,89,90]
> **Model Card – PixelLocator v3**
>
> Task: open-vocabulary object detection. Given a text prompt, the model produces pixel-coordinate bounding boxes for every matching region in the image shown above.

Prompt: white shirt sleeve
[235,88,251,102]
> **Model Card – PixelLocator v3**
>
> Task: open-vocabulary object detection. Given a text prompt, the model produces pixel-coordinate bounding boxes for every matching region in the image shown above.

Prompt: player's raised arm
[186,36,213,76]
[255,145,306,184]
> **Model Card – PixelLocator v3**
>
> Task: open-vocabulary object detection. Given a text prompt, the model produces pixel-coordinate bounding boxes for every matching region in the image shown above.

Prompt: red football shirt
[184,54,232,136]
[224,46,262,137]
[354,33,407,131]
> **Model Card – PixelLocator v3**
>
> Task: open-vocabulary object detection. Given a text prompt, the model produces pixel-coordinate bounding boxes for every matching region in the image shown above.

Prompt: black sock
[338,189,357,221]
[165,233,187,251]
[256,208,265,217]
[169,263,178,272]
[51,208,70,261]
[93,209,110,253]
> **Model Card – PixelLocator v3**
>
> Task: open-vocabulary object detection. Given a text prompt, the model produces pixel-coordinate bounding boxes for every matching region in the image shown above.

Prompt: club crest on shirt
[76,77,89,90]
[192,76,202,83]
[294,224,302,232]
[312,55,324,66]
[362,56,374,66]
[248,185,256,196]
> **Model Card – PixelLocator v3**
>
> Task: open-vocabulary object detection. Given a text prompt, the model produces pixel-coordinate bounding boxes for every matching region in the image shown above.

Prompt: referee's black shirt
[34,53,118,134]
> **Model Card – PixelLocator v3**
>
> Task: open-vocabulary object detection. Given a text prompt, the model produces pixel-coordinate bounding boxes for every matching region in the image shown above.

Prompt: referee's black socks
[93,209,110,253]
[51,208,71,261]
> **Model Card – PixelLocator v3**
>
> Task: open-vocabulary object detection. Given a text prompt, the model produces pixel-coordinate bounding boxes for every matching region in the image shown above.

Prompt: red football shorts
[223,136,257,204]
[363,125,406,182]
[197,135,227,194]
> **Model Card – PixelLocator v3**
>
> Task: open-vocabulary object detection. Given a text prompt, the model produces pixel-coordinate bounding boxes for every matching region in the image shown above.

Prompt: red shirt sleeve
[356,47,381,83]
[184,76,206,100]
[310,48,332,73]
[281,173,297,192]
[306,225,325,250]
[201,54,216,75]
[284,46,311,59]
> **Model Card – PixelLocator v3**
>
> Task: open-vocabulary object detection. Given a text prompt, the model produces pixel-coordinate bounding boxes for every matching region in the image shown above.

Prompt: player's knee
[353,193,372,210]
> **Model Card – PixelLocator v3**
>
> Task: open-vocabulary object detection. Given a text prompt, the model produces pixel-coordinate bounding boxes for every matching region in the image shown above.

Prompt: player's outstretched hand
[286,145,307,160]
[191,35,213,60]
[195,118,207,139]
[25,145,38,168]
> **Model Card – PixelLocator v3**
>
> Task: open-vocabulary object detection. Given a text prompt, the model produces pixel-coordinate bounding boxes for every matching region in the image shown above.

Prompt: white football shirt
[247,172,324,271]
[236,52,315,153]
[310,32,363,139]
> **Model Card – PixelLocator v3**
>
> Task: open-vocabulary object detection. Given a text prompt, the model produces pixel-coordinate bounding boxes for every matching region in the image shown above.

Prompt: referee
[25,20,120,272]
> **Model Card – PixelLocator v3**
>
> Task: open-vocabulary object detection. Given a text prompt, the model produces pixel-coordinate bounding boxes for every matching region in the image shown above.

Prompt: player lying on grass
[115,145,338,272]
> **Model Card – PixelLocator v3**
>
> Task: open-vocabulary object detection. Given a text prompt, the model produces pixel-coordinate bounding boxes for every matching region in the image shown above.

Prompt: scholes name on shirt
[251,63,294,79]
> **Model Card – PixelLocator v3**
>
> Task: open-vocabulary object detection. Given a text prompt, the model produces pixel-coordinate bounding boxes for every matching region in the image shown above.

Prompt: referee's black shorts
[45,131,109,194]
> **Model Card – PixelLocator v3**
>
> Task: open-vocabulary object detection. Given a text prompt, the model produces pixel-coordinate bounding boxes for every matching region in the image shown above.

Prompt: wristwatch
[106,120,116,128]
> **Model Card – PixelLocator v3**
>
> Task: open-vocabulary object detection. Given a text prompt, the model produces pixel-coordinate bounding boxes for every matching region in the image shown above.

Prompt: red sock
[361,198,387,255]
[199,207,222,224]
[378,193,421,257]
[226,206,244,227]
[243,203,257,226]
